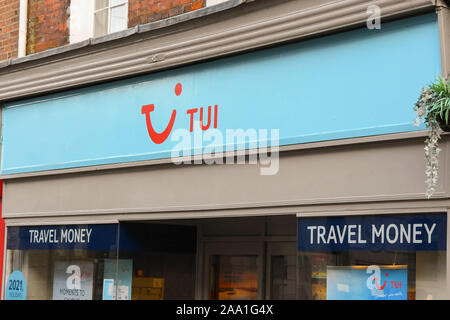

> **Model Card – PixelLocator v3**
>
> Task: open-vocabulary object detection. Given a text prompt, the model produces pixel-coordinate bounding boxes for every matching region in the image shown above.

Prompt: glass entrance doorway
[204,241,264,300]
[206,242,296,300]
[203,240,296,300]
[200,215,297,300]
[104,215,297,300]
[210,255,259,300]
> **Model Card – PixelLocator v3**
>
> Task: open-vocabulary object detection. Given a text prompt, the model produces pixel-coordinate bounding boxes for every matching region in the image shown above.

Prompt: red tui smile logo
[367,266,403,292]
[141,82,218,144]
[140,83,182,144]
[374,273,388,290]
[141,104,177,144]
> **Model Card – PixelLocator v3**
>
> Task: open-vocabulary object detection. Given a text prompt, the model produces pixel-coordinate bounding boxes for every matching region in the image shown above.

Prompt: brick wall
[0,0,20,61]
[128,0,205,27]
[27,0,70,55]
[0,0,208,60]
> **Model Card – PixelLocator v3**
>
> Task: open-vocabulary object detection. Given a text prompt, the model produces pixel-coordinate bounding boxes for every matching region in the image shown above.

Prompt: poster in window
[103,259,133,300]
[326,265,408,300]
[52,261,94,300]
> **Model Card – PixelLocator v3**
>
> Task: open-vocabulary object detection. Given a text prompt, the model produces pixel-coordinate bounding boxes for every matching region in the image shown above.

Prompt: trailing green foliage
[426,75,450,125]
[413,75,450,199]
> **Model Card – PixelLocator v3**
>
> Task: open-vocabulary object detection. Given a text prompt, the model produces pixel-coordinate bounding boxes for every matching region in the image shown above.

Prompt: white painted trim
[17,0,27,58]
[206,0,229,6]
[70,0,95,44]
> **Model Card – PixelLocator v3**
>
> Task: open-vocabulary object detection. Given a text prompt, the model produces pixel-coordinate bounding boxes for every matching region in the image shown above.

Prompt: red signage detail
[141,104,177,145]
[142,83,219,143]
[175,83,182,96]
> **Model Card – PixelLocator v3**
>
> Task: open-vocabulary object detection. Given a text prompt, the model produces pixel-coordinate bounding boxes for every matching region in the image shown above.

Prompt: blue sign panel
[6,223,196,252]
[7,224,118,251]
[102,279,115,300]
[326,266,407,300]
[5,271,27,300]
[298,213,446,252]
[0,14,441,175]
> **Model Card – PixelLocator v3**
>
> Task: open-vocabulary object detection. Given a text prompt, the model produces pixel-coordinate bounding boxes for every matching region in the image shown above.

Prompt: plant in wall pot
[413,75,450,199]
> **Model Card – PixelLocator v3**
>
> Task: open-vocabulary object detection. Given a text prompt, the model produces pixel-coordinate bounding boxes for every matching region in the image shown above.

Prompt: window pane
[110,4,128,33]
[94,9,108,37]
[111,0,127,6]
[95,0,108,10]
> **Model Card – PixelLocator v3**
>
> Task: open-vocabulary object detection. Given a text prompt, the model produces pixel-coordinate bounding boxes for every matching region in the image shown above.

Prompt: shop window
[3,222,197,300]
[297,213,447,300]
[4,224,119,300]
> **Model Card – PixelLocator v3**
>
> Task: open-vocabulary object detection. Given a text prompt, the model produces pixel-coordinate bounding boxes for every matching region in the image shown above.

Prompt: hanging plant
[413,75,450,199]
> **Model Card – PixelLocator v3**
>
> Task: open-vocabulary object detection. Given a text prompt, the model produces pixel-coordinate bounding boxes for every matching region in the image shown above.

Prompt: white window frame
[206,0,229,6]
[69,0,94,44]
[70,0,129,44]
[93,0,129,37]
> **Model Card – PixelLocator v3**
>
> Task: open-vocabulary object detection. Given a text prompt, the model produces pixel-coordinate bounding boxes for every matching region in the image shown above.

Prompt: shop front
[1,1,450,300]
[4,216,298,300]
[297,213,447,300]
[3,213,449,300]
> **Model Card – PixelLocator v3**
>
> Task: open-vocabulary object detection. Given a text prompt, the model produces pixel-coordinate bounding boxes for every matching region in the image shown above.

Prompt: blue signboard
[7,224,118,251]
[326,266,407,300]
[0,13,441,175]
[5,271,27,300]
[6,223,196,252]
[298,213,446,252]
